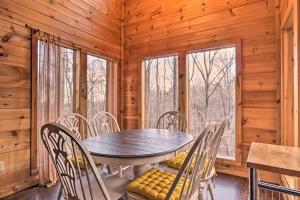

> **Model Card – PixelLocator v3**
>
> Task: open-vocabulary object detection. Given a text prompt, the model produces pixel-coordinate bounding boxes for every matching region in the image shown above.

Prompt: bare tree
[59,47,74,115]
[145,56,178,128]
[189,47,236,158]
[156,58,160,120]
[87,56,107,121]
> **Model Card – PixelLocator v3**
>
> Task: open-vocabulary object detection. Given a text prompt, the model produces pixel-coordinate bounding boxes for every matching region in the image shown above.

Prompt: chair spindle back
[165,123,225,200]
[56,113,94,140]
[93,112,120,135]
[156,111,187,132]
[41,123,111,200]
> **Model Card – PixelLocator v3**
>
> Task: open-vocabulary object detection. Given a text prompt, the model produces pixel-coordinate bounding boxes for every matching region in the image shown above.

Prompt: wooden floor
[3,172,248,200]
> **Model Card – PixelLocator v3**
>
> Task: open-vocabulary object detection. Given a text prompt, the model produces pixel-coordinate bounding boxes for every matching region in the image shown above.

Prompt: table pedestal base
[133,165,152,177]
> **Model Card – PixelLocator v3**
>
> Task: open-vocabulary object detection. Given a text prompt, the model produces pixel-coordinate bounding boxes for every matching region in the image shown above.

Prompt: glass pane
[188,47,236,159]
[87,55,107,123]
[59,47,74,116]
[144,55,178,128]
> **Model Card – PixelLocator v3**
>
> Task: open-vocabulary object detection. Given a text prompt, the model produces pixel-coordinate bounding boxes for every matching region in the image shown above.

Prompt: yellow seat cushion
[162,152,194,171]
[127,168,189,200]
[162,152,210,178]
[69,155,101,169]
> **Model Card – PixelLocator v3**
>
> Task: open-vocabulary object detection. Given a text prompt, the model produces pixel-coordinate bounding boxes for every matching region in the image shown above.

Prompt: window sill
[216,157,242,167]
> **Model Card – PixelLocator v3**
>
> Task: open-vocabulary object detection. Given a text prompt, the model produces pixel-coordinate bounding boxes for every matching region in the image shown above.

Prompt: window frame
[186,40,242,166]
[140,54,179,129]
[58,44,78,115]
[140,39,242,166]
[84,52,119,121]
[279,1,299,191]
[86,54,109,119]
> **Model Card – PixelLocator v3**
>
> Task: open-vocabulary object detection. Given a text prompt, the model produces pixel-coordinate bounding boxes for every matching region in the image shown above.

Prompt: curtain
[36,36,60,186]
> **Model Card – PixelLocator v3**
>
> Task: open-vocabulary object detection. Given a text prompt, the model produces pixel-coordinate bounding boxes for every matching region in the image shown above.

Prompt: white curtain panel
[36,38,60,186]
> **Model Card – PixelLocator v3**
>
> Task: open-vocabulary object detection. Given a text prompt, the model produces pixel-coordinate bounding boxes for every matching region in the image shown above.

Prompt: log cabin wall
[0,0,121,197]
[122,0,280,179]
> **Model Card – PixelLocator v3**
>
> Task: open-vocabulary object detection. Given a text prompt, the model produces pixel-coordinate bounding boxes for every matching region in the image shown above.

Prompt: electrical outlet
[0,161,4,171]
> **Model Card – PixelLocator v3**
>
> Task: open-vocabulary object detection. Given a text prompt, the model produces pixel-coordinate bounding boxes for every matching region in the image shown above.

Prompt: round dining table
[83,128,193,177]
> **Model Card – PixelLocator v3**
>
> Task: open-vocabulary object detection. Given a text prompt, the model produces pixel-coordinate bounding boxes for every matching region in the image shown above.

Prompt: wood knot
[0,46,8,57]
[242,118,248,125]
[229,9,236,16]
[12,130,18,137]
[151,6,161,16]
[2,33,14,43]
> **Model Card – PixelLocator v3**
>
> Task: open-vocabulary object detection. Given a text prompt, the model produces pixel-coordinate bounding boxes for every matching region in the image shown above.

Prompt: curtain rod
[26,24,60,45]
[25,24,117,62]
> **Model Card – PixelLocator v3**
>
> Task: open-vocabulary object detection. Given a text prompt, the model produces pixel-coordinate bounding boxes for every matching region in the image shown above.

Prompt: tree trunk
[156,59,160,122]
[173,56,177,110]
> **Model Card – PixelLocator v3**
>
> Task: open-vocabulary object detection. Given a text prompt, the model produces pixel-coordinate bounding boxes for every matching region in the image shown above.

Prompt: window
[143,55,178,128]
[188,47,237,159]
[37,42,75,117]
[87,55,107,122]
[59,47,74,115]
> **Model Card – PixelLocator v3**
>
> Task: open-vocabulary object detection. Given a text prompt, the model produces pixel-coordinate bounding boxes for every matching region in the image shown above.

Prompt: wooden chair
[56,113,95,140]
[157,111,187,168]
[56,113,105,172]
[40,123,129,200]
[93,111,128,177]
[126,124,222,200]
[156,111,187,132]
[162,122,226,200]
[198,122,226,200]
[93,111,120,135]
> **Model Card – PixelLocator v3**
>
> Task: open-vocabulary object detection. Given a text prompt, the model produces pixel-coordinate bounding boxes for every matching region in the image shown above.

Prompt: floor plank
[3,171,249,200]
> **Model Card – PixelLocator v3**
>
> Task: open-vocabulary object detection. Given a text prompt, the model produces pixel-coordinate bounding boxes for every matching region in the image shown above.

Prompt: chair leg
[57,185,63,200]
[198,190,204,200]
[119,165,123,178]
[118,193,128,200]
[208,181,216,200]
[107,165,113,174]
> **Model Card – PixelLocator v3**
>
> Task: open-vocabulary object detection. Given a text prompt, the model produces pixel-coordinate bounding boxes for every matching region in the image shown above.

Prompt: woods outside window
[86,54,119,124]
[59,47,75,115]
[141,40,241,163]
[188,47,237,160]
[87,55,108,123]
[143,55,179,128]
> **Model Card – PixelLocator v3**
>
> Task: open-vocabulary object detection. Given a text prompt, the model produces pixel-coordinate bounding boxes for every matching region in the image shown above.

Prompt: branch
[207,63,232,99]
[191,53,206,82]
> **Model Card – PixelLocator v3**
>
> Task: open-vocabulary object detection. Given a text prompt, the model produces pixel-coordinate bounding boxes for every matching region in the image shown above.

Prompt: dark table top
[83,129,193,158]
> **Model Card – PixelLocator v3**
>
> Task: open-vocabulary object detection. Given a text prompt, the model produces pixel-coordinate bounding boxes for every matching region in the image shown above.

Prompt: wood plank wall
[122,0,280,179]
[0,0,285,196]
[0,0,121,197]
